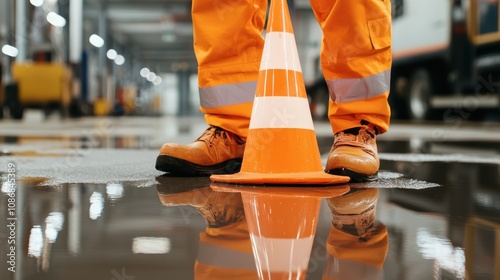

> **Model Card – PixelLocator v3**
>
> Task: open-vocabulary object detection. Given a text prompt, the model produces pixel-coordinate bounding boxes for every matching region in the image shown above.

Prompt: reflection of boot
[156,176,257,279]
[197,191,245,228]
[323,188,388,279]
[156,126,246,176]
[327,188,381,242]
[156,176,245,228]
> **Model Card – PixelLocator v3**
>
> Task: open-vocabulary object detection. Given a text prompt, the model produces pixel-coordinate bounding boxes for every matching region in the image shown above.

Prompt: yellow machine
[7,63,71,119]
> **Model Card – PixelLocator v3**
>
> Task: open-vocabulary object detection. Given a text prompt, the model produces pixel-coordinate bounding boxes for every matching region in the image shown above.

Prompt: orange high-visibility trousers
[192,0,267,138]
[195,221,259,280]
[311,0,392,134]
[322,225,389,280]
[192,0,391,137]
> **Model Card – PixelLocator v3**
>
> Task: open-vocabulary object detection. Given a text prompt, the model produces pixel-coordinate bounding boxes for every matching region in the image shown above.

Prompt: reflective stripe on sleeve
[326,69,390,103]
[323,256,384,280]
[200,81,257,108]
[196,242,256,270]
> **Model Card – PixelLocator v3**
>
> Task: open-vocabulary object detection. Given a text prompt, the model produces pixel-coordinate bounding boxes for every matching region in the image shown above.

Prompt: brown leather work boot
[156,126,246,176]
[327,188,381,242]
[325,124,379,182]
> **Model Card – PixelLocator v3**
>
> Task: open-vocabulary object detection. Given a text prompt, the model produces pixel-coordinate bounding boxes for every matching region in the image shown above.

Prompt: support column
[69,0,83,64]
[97,4,107,78]
[15,0,28,63]
[98,3,108,104]
[1,0,13,83]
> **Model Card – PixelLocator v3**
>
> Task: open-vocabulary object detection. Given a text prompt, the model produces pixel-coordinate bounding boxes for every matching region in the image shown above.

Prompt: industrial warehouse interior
[0,0,500,279]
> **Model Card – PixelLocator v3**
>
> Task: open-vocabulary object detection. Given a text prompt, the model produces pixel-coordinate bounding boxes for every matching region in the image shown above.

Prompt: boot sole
[155,155,242,176]
[327,168,378,183]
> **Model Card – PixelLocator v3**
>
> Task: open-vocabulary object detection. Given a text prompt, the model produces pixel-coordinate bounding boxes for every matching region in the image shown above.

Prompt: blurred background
[0,0,498,122]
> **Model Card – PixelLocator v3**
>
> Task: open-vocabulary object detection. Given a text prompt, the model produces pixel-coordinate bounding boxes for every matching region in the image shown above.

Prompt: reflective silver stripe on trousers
[197,242,256,270]
[323,256,384,280]
[326,69,390,103]
[200,81,257,108]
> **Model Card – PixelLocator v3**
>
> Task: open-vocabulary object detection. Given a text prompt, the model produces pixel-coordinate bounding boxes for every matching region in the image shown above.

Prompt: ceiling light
[30,0,44,7]
[153,76,162,86]
[89,34,104,48]
[147,72,156,82]
[47,12,66,27]
[2,45,18,57]
[114,55,125,65]
[140,67,150,77]
[106,49,117,60]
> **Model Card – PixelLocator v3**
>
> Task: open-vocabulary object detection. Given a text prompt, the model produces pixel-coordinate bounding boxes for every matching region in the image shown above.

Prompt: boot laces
[334,127,375,148]
[197,126,229,146]
[331,206,379,241]
[198,126,245,147]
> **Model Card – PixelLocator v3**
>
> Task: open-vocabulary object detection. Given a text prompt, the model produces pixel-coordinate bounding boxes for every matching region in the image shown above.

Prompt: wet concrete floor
[0,116,499,280]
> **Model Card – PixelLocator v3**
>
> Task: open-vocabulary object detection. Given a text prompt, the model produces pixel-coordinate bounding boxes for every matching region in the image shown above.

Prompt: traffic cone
[210,0,350,185]
[211,183,350,279]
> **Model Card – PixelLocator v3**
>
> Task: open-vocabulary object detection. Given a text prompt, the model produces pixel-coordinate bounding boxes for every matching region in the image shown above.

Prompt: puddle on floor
[0,158,497,280]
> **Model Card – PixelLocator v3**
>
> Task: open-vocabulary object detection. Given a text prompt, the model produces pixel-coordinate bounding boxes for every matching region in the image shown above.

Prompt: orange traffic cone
[211,183,350,279]
[210,0,349,185]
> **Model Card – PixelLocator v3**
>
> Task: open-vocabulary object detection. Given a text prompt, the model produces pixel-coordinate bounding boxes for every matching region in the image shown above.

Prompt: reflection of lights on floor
[28,225,44,258]
[106,183,124,201]
[1,181,15,194]
[45,212,65,243]
[132,237,171,254]
[416,228,465,278]
[89,192,104,220]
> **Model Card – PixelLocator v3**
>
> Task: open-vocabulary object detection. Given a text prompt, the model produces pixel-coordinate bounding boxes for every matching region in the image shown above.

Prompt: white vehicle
[391,0,500,120]
[308,0,500,120]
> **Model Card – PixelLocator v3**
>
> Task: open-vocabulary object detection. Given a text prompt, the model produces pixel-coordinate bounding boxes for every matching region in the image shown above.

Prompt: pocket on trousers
[367,17,391,50]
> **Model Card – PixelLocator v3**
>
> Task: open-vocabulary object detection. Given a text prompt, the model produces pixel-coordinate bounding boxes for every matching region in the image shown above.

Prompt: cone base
[210,171,350,185]
[210,182,350,198]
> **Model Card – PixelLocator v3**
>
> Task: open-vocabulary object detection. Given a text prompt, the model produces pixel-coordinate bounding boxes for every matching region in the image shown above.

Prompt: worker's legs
[194,0,267,138]
[156,0,267,175]
[311,0,392,181]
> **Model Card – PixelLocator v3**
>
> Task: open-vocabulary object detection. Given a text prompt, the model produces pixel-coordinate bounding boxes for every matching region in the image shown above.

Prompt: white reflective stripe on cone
[260,32,302,72]
[250,234,314,273]
[249,96,314,130]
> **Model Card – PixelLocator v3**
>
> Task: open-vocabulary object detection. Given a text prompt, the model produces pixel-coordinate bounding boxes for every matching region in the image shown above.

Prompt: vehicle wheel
[407,69,433,120]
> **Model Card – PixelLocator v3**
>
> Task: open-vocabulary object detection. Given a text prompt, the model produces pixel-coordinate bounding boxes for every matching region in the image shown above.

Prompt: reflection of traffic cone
[211,183,350,279]
[210,0,349,185]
